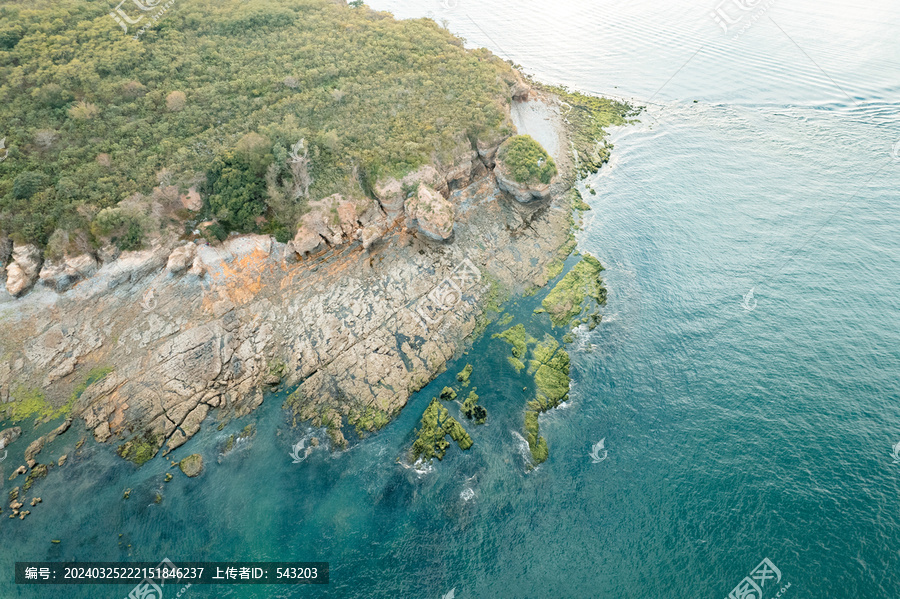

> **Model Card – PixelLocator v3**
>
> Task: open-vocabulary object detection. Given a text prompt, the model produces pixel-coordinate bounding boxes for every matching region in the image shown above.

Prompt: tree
[166,91,187,112]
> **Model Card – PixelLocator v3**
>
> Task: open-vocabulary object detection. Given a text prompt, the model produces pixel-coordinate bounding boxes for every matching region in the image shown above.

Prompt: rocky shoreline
[0,91,582,475]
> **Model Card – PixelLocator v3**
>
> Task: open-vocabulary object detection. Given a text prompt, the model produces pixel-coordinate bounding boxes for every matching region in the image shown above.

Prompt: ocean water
[2,1,900,597]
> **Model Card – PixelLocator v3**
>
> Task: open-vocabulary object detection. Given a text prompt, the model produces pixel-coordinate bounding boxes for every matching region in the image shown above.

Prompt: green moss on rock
[461,389,487,425]
[541,254,607,327]
[23,464,48,491]
[440,387,457,401]
[117,432,161,466]
[179,454,203,478]
[410,398,473,462]
[493,324,536,359]
[456,364,473,386]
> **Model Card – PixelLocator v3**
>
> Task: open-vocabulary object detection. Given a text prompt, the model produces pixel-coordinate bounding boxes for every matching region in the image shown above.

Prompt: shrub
[166,91,187,112]
[68,101,100,120]
[12,171,48,199]
[498,135,557,185]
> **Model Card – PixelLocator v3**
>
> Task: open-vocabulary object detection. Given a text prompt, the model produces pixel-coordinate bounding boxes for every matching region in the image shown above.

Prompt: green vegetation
[440,386,457,401]
[4,386,54,422]
[495,324,571,465]
[117,432,160,466]
[524,410,549,463]
[535,84,640,177]
[573,188,592,211]
[65,365,114,414]
[461,389,487,424]
[541,254,607,327]
[527,336,571,410]
[0,0,517,246]
[352,405,391,435]
[497,135,557,185]
[472,273,508,338]
[507,356,526,372]
[23,463,48,491]
[456,364,473,386]
[410,398,473,462]
[493,323,536,358]
[3,365,114,423]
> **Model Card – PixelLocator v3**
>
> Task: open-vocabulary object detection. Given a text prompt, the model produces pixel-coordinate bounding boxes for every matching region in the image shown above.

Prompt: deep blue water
[2,1,900,597]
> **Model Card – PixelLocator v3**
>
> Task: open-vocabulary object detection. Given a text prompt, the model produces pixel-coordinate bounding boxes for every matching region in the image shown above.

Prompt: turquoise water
[3,1,900,597]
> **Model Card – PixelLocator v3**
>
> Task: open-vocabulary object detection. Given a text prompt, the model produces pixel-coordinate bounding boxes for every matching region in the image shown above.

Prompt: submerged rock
[179,454,203,477]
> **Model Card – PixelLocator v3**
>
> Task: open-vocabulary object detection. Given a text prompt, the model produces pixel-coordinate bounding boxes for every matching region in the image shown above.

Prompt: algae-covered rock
[117,433,160,466]
[462,389,487,425]
[541,254,606,327]
[440,387,457,401]
[456,364,473,386]
[493,324,536,359]
[179,454,203,477]
[410,398,473,462]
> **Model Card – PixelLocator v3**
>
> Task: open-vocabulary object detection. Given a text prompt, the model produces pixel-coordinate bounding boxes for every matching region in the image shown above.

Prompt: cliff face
[0,100,572,458]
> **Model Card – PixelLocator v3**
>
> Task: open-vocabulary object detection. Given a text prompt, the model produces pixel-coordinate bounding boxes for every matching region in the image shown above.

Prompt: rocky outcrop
[5,245,43,297]
[493,136,558,204]
[106,247,168,289]
[0,99,577,462]
[38,254,99,291]
[166,242,197,275]
[180,186,202,211]
[289,194,388,257]
[494,166,553,203]
[405,184,454,240]
[179,454,203,477]
[0,426,21,449]
[374,165,449,220]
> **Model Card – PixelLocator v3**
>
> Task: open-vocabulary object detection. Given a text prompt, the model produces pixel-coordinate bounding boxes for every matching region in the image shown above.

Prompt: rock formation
[5,245,42,297]
[405,184,455,240]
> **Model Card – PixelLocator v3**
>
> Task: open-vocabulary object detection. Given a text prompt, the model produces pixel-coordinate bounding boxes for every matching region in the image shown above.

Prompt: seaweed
[410,398,473,462]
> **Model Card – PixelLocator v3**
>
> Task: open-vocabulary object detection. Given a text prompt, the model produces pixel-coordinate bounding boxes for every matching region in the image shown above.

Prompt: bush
[91,207,144,250]
[205,149,271,231]
[68,101,100,120]
[498,135,557,185]
[166,91,187,112]
[12,171,48,200]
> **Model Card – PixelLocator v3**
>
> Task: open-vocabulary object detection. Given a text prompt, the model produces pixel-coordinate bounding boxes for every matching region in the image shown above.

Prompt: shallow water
[3,1,900,597]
